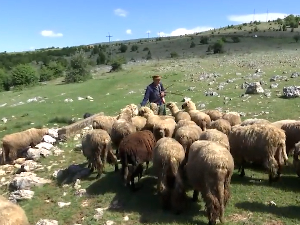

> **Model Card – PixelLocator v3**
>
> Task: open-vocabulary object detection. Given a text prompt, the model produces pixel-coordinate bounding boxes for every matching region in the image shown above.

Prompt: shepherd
[140,75,167,115]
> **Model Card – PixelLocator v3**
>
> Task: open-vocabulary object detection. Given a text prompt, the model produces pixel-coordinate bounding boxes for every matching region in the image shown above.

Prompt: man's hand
[160,91,165,97]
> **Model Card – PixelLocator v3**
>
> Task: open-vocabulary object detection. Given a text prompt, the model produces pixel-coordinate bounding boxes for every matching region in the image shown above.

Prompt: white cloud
[126,29,132,34]
[157,26,213,37]
[227,13,289,23]
[114,8,128,17]
[40,30,63,37]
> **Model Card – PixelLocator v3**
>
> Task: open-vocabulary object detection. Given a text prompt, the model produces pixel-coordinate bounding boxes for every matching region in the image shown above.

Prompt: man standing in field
[140,75,166,115]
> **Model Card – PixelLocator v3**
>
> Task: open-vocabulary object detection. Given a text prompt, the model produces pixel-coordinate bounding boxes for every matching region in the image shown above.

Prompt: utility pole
[106,32,113,60]
[147,31,150,39]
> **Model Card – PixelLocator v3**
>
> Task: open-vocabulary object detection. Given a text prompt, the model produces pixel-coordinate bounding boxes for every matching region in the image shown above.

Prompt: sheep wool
[229,123,288,183]
[118,130,156,189]
[0,195,30,225]
[240,118,270,126]
[174,120,197,135]
[199,129,230,150]
[81,129,118,179]
[171,140,234,225]
[153,118,176,140]
[1,128,49,164]
[92,115,117,135]
[222,112,241,126]
[280,121,300,156]
[166,102,191,122]
[293,141,300,177]
[208,118,231,135]
[131,116,147,131]
[204,109,224,121]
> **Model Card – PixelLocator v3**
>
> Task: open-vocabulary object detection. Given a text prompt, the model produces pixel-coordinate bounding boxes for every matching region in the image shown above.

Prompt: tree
[39,65,54,82]
[131,45,138,51]
[47,61,65,78]
[200,36,209,44]
[119,44,128,53]
[96,51,106,65]
[65,50,92,83]
[0,68,10,91]
[212,40,225,54]
[11,64,39,87]
[146,50,152,60]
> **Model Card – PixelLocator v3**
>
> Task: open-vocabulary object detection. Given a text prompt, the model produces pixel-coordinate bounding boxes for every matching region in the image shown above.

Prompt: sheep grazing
[293,141,300,177]
[83,112,94,119]
[271,119,297,129]
[153,118,176,141]
[171,140,234,225]
[229,124,288,183]
[204,109,224,121]
[199,129,230,150]
[118,130,156,190]
[92,115,117,135]
[181,100,211,130]
[174,124,202,160]
[81,129,118,179]
[0,195,30,225]
[222,112,241,126]
[166,102,191,122]
[152,137,185,196]
[131,116,147,131]
[208,118,231,135]
[280,122,300,156]
[240,118,270,126]
[1,128,50,164]
[174,120,197,135]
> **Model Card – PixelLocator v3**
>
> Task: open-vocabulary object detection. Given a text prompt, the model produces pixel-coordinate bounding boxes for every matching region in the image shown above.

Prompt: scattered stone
[58,201,71,208]
[9,172,51,191]
[270,83,278,89]
[35,219,58,225]
[9,190,34,202]
[245,82,264,94]
[282,86,300,98]
[290,72,299,78]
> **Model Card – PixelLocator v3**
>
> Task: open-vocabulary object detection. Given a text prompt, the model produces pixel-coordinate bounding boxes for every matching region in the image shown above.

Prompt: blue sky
[0,0,298,53]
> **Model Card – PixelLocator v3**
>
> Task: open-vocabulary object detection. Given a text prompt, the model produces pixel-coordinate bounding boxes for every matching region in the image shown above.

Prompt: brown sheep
[222,112,241,126]
[208,118,231,135]
[166,102,191,122]
[204,109,224,121]
[174,124,202,160]
[1,128,49,164]
[229,124,288,183]
[293,141,300,177]
[181,100,211,130]
[0,195,30,225]
[199,129,230,150]
[174,120,198,135]
[171,140,234,225]
[92,115,117,135]
[152,137,185,196]
[280,122,300,156]
[240,118,270,126]
[82,129,118,179]
[118,130,156,190]
[153,118,176,141]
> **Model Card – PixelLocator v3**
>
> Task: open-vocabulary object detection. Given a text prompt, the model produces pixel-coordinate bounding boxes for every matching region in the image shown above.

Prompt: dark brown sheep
[118,130,156,190]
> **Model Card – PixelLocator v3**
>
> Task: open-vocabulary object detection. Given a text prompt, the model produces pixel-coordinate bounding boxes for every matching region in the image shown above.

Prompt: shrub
[294,34,300,42]
[47,61,64,78]
[221,37,227,43]
[231,36,241,43]
[146,50,152,60]
[170,51,178,58]
[39,65,54,82]
[143,47,149,51]
[65,49,92,83]
[200,36,209,44]
[96,51,106,65]
[0,68,11,91]
[11,64,39,88]
[212,39,225,54]
[131,45,138,51]
[119,44,128,53]
[110,56,126,72]
[190,41,196,48]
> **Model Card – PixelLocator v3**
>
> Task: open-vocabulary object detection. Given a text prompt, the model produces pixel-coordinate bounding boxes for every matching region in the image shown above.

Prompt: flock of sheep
[1,99,300,225]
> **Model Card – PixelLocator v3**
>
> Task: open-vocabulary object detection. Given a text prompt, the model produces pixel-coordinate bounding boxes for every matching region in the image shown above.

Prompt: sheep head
[149,103,159,115]
[181,100,196,111]
[125,104,139,117]
[139,107,154,118]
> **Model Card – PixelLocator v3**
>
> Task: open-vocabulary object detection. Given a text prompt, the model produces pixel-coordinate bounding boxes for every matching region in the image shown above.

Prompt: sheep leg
[95,156,104,179]
[157,170,164,193]
[144,161,150,175]
[239,160,246,177]
[122,165,129,187]
[192,190,199,202]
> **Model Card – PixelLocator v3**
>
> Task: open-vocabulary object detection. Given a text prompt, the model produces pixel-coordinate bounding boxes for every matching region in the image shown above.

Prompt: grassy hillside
[1,19,300,225]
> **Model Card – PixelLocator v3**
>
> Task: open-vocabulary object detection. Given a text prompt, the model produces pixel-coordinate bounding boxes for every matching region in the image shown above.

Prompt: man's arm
[160,83,166,97]
[140,86,150,106]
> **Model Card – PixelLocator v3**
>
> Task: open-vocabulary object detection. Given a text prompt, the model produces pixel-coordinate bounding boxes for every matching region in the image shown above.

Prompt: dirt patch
[227,212,253,223]
[263,220,284,225]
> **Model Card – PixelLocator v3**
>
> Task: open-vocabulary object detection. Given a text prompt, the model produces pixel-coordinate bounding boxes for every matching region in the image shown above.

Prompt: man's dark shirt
[140,82,165,106]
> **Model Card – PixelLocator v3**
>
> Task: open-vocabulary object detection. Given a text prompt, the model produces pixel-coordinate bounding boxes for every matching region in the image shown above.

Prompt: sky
[0,0,299,53]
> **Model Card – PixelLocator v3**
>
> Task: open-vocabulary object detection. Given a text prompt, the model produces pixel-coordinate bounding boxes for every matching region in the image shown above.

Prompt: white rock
[57,201,71,208]
[35,142,54,150]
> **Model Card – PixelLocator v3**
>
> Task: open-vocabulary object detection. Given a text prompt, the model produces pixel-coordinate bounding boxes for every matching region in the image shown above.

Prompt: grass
[1,34,300,225]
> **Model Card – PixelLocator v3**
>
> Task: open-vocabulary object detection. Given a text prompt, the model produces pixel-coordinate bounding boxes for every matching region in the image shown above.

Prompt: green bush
[190,41,196,48]
[294,34,300,42]
[146,50,152,60]
[47,61,65,78]
[131,45,138,51]
[39,65,54,82]
[200,36,209,44]
[96,51,106,65]
[212,40,225,54]
[143,47,149,51]
[11,64,39,88]
[231,36,241,43]
[170,51,179,58]
[110,56,126,72]
[0,68,10,91]
[119,44,128,53]
[65,50,92,83]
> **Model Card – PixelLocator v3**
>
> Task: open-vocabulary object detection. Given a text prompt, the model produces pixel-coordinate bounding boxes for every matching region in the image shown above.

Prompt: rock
[75,189,87,197]
[36,219,59,225]
[9,172,51,191]
[270,83,278,89]
[245,82,264,94]
[58,201,71,208]
[36,141,54,150]
[26,148,41,161]
[282,86,300,98]
[9,190,34,201]
[290,72,299,78]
